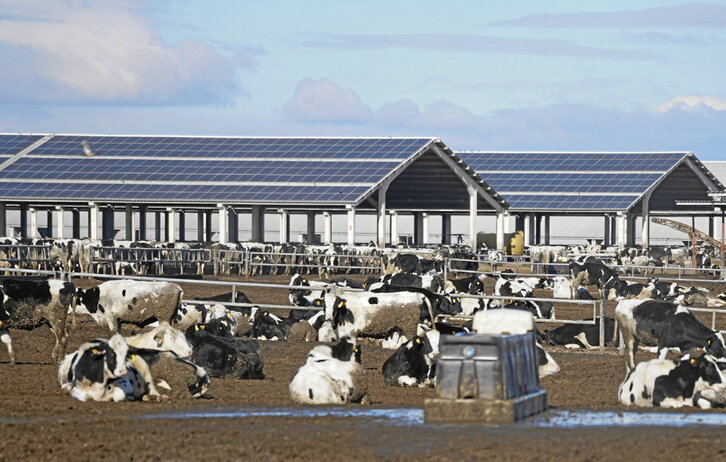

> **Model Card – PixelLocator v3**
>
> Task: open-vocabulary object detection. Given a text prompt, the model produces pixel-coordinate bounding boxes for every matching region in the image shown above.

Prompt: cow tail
[170,289,184,324]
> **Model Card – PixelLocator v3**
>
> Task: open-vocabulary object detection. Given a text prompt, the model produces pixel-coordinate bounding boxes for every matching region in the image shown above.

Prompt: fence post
[232,283,237,302]
[599,299,605,349]
[443,257,448,282]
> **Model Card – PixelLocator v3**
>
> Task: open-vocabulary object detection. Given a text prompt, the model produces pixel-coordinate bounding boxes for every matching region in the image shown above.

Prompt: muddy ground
[2,273,726,460]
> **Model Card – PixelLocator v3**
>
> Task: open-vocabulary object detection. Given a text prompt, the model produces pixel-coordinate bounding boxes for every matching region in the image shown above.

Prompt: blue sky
[1,0,726,158]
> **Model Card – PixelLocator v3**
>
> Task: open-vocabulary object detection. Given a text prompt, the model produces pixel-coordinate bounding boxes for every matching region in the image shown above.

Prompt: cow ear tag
[226,312,233,319]
[337,301,344,308]
[708,338,712,345]
[690,358,697,365]
[129,354,136,361]
[91,348,100,355]
[194,325,200,331]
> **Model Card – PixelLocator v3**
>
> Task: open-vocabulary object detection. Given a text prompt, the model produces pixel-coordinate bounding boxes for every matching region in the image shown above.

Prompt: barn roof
[456,151,724,213]
[0,134,507,211]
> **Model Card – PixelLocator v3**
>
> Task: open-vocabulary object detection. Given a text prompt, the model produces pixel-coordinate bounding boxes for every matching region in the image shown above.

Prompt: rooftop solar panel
[0,134,43,155]
[459,152,685,172]
[504,194,639,210]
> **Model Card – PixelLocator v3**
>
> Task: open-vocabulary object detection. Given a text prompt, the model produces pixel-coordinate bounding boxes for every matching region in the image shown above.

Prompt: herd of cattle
[1,241,726,410]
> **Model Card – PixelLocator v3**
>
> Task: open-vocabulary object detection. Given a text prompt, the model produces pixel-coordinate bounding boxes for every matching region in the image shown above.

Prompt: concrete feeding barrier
[425,309,547,423]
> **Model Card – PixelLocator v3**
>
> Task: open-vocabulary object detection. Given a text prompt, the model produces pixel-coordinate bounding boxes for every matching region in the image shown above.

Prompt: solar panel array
[458,152,688,211]
[0,135,434,204]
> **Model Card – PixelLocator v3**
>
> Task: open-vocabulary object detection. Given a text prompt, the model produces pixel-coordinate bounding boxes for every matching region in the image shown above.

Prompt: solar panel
[458,151,689,211]
[29,136,432,159]
[0,134,43,155]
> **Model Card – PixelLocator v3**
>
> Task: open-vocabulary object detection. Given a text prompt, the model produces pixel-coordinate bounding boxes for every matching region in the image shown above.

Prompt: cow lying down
[382,329,440,387]
[289,337,368,404]
[59,334,209,402]
[185,320,264,379]
[618,353,724,408]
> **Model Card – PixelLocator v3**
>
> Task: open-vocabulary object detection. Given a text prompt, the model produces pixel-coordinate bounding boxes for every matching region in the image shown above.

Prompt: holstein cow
[75,280,183,333]
[121,347,210,400]
[289,337,368,404]
[248,308,319,342]
[365,271,442,293]
[381,329,440,387]
[541,317,617,349]
[185,322,265,379]
[569,256,620,299]
[617,353,724,408]
[615,299,726,371]
[443,275,486,295]
[58,334,129,402]
[0,277,75,364]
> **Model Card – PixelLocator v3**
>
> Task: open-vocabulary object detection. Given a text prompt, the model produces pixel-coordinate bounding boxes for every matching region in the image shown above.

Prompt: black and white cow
[541,317,617,349]
[569,256,620,299]
[288,274,326,306]
[381,329,439,387]
[75,280,183,333]
[185,322,264,379]
[618,354,724,408]
[289,337,367,404]
[443,275,486,295]
[365,271,442,293]
[0,277,75,364]
[122,347,210,400]
[615,299,726,370]
[58,334,129,401]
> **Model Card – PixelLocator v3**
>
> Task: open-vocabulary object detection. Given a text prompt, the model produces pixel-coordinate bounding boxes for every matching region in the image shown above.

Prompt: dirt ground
[2,273,726,460]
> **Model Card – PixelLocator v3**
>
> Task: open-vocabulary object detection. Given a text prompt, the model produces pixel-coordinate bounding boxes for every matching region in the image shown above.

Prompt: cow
[443,275,486,295]
[381,329,439,387]
[173,302,250,336]
[125,322,192,358]
[448,251,479,275]
[541,317,617,349]
[617,353,724,408]
[365,271,442,293]
[289,337,368,404]
[122,347,210,400]
[0,277,75,364]
[536,342,560,378]
[185,322,264,379]
[74,280,183,333]
[58,334,129,402]
[288,274,326,306]
[194,291,252,307]
[608,279,659,301]
[615,299,726,370]
[569,256,620,299]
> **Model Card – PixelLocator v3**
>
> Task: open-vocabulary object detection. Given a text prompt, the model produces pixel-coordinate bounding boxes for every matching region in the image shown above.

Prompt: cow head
[436,295,462,316]
[149,322,193,357]
[204,317,235,339]
[330,337,361,363]
[250,310,286,340]
[330,297,354,328]
[75,287,101,314]
[706,332,726,358]
[71,335,128,385]
[468,279,484,295]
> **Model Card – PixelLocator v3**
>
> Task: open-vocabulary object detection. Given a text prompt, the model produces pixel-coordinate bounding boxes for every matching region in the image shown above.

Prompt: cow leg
[657,346,669,360]
[49,323,68,364]
[107,317,119,334]
[0,329,15,364]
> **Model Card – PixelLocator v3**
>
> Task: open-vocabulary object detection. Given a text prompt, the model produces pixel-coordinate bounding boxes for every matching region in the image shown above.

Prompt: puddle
[138,407,425,426]
[526,410,726,428]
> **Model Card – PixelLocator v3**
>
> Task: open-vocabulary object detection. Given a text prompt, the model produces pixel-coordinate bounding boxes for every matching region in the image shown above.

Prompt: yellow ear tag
[263,311,269,316]
[415,337,422,344]
[200,324,206,330]
[129,354,136,361]
[226,312,232,319]
[337,302,344,308]
[91,348,100,355]
[194,325,200,331]
[353,346,359,353]
[302,279,308,284]
[708,339,712,345]
[690,358,697,364]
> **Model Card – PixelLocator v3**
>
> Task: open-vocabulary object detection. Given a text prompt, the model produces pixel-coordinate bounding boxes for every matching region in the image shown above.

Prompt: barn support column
[161,211,169,242]
[102,206,115,241]
[390,211,399,246]
[307,211,316,244]
[610,216,616,247]
[422,213,430,245]
[0,202,6,237]
[496,212,505,250]
[525,214,535,246]
[534,214,542,245]
[346,205,356,246]
[377,181,390,249]
[616,212,626,248]
[138,206,147,241]
[515,214,524,233]
[414,213,423,244]
[72,209,80,239]
[29,208,38,239]
[166,208,176,244]
[627,214,637,247]
[227,208,238,243]
[197,211,204,242]
[543,214,551,245]
[154,211,161,242]
[468,186,478,250]
[88,202,98,240]
[323,212,332,245]
[178,210,186,242]
[55,206,64,239]
[441,213,451,245]
[205,211,213,242]
[125,204,133,241]
[46,210,53,238]
[641,191,652,248]
[503,212,511,234]
[278,209,289,244]
[251,206,264,243]
[603,215,611,246]
[709,216,714,238]
[217,204,228,244]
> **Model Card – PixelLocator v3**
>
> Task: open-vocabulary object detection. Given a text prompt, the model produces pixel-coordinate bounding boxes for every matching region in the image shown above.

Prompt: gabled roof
[456,151,723,213]
[0,134,507,210]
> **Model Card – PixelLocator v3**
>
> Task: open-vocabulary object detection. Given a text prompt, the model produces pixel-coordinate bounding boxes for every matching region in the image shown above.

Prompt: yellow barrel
[509,231,524,255]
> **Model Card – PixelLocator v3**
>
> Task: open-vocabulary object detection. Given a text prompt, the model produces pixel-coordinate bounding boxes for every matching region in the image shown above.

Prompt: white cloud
[0,0,256,105]
[657,96,726,112]
[283,78,373,123]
